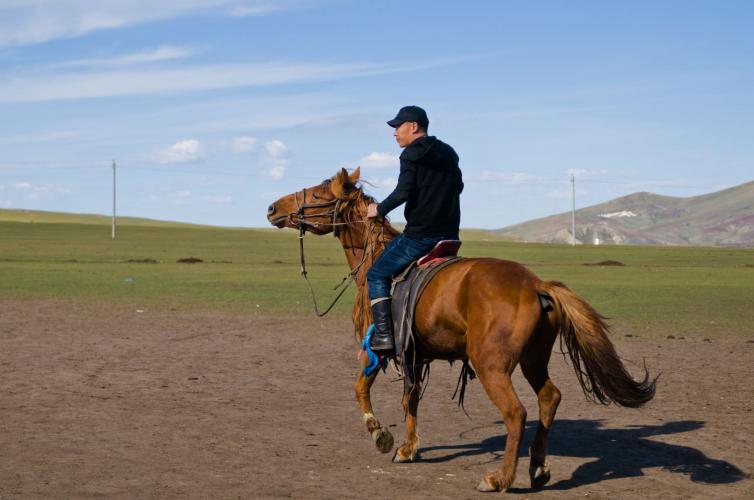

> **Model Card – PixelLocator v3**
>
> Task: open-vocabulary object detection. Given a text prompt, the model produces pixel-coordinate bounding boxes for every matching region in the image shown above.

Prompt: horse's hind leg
[520,325,561,489]
[393,364,423,463]
[355,352,394,453]
[473,365,527,493]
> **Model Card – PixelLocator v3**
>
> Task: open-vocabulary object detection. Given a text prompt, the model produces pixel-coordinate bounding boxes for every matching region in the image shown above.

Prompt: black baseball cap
[387,105,429,129]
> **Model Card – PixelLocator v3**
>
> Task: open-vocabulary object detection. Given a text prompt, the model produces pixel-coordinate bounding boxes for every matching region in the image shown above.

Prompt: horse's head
[267,167,363,235]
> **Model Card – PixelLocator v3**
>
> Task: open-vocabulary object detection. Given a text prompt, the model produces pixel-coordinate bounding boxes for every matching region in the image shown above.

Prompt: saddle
[389,240,463,388]
[378,239,555,407]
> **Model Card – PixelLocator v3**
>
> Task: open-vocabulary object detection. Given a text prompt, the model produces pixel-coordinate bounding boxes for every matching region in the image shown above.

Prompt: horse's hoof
[372,427,394,454]
[476,477,503,493]
[529,465,551,489]
[392,448,417,463]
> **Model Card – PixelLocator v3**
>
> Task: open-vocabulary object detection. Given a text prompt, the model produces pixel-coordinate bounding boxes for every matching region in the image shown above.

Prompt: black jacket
[377,136,463,239]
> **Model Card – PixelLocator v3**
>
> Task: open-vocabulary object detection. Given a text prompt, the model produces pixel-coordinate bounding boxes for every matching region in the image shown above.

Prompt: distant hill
[496,181,754,247]
[0,209,510,242]
[0,209,214,228]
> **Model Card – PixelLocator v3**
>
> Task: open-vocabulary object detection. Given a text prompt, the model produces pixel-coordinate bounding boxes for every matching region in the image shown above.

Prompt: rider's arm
[376,161,417,217]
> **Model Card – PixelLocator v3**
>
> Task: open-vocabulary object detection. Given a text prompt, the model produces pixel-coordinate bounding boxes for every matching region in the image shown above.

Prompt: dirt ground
[1,299,752,499]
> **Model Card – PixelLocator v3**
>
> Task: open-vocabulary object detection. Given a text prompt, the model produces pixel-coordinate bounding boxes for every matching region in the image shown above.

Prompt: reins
[290,185,375,317]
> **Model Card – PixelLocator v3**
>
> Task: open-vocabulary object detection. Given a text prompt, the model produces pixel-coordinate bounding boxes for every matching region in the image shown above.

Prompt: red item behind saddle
[417,239,462,267]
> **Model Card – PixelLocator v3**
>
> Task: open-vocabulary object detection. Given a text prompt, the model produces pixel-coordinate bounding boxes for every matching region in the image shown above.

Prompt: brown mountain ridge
[495,180,754,247]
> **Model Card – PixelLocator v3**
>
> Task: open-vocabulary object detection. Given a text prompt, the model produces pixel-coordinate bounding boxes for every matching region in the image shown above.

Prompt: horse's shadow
[420,419,748,491]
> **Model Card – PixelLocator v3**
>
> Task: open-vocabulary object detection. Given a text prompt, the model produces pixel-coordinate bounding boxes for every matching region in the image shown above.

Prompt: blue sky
[0,0,752,228]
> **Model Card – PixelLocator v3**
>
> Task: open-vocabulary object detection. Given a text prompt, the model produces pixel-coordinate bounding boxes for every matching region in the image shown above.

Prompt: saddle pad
[390,256,464,387]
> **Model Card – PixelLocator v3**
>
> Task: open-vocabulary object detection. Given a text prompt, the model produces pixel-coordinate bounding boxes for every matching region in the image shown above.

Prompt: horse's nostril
[267,204,275,215]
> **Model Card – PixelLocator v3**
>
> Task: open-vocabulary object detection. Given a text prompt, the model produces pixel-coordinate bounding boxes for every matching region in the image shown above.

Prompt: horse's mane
[330,169,400,339]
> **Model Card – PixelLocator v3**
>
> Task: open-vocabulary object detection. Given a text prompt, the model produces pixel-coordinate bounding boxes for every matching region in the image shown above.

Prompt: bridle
[287,180,375,317]
[289,181,343,236]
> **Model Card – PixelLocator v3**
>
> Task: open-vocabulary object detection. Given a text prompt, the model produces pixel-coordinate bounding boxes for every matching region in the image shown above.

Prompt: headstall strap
[290,181,371,317]
[297,187,309,276]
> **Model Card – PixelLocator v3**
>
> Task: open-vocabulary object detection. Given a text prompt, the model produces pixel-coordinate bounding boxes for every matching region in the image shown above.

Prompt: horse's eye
[312,193,320,200]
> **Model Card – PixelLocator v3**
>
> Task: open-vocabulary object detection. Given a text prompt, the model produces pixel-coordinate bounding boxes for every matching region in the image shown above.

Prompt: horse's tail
[536,280,657,408]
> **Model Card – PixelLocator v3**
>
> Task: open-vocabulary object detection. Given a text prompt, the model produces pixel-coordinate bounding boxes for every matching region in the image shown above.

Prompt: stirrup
[370,334,395,353]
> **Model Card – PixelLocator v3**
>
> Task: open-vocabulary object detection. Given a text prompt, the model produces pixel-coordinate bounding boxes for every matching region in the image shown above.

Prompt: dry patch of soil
[1,299,752,499]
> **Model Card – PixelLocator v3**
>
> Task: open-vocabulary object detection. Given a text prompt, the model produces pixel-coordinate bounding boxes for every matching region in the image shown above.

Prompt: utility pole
[571,173,576,246]
[112,160,117,240]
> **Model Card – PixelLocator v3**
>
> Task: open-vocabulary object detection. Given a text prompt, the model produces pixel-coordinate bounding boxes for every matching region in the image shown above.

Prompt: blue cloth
[367,233,446,300]
[361,324,383,376]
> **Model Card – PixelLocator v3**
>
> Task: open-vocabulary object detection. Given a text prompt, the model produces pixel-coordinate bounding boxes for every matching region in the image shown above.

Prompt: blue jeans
[367,234,446,300]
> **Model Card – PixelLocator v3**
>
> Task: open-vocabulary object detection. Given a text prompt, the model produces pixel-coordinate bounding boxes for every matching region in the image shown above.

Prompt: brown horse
[267,167,656,492]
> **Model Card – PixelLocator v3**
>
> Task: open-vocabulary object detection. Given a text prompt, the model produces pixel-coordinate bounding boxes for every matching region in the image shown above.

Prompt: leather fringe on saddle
[451,359,477,417]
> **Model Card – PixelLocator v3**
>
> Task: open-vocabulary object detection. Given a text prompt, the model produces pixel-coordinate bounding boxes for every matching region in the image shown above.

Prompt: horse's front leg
[355,352,394,453]
[393,364,422,463]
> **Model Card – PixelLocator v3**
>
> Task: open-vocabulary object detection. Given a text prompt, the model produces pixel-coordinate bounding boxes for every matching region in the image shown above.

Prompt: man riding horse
[267,136,656,492]
[366,105,464,354]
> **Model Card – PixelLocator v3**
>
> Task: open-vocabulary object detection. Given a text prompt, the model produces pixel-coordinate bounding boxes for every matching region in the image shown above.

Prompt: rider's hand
[367,203,379,219]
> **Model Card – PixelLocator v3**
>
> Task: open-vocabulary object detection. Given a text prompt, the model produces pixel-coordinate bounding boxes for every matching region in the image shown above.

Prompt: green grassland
[1,213,753,339]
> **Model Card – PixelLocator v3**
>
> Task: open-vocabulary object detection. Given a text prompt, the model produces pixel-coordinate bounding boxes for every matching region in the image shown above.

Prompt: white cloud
[0,1,277,48]
[59,45,201,68]
[9,182,72,201]
[158,139,203,164]
[203,195,233,204]
[478,171,543,184]
[0,200,12,208]
[168,190,192,204]
[228,3,280,17]
[232,135,257,153]
[256,139,289,180]
[0,60,437,103]
[29,184,52,198]
[264,139,288,159]
[358,152,399,171]
[364,176,397,189]
[262,165,285,181]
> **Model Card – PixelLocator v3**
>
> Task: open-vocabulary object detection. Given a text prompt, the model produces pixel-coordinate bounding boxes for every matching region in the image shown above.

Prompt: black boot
[370,298,395,354]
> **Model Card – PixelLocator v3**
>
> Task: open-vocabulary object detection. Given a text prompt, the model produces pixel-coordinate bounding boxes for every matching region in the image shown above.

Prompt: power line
[112,160,116,240]
[571,173,576,246]
[0,162,327,181]
[122,164,320,180]
[464,176,718,190]
[0,161,735,190]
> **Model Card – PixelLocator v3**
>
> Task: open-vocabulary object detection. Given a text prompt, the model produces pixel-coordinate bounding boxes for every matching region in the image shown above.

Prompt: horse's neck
[337,219,393,286]
[336,205,398,337]
[338,218,389,338]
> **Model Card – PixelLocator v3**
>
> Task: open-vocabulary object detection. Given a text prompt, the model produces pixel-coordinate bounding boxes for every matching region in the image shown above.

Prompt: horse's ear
[330,168,349,199]
[349,167,361,183]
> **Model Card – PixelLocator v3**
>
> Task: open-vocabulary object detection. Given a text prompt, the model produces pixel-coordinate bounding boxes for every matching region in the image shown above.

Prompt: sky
[0,0,752,229]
